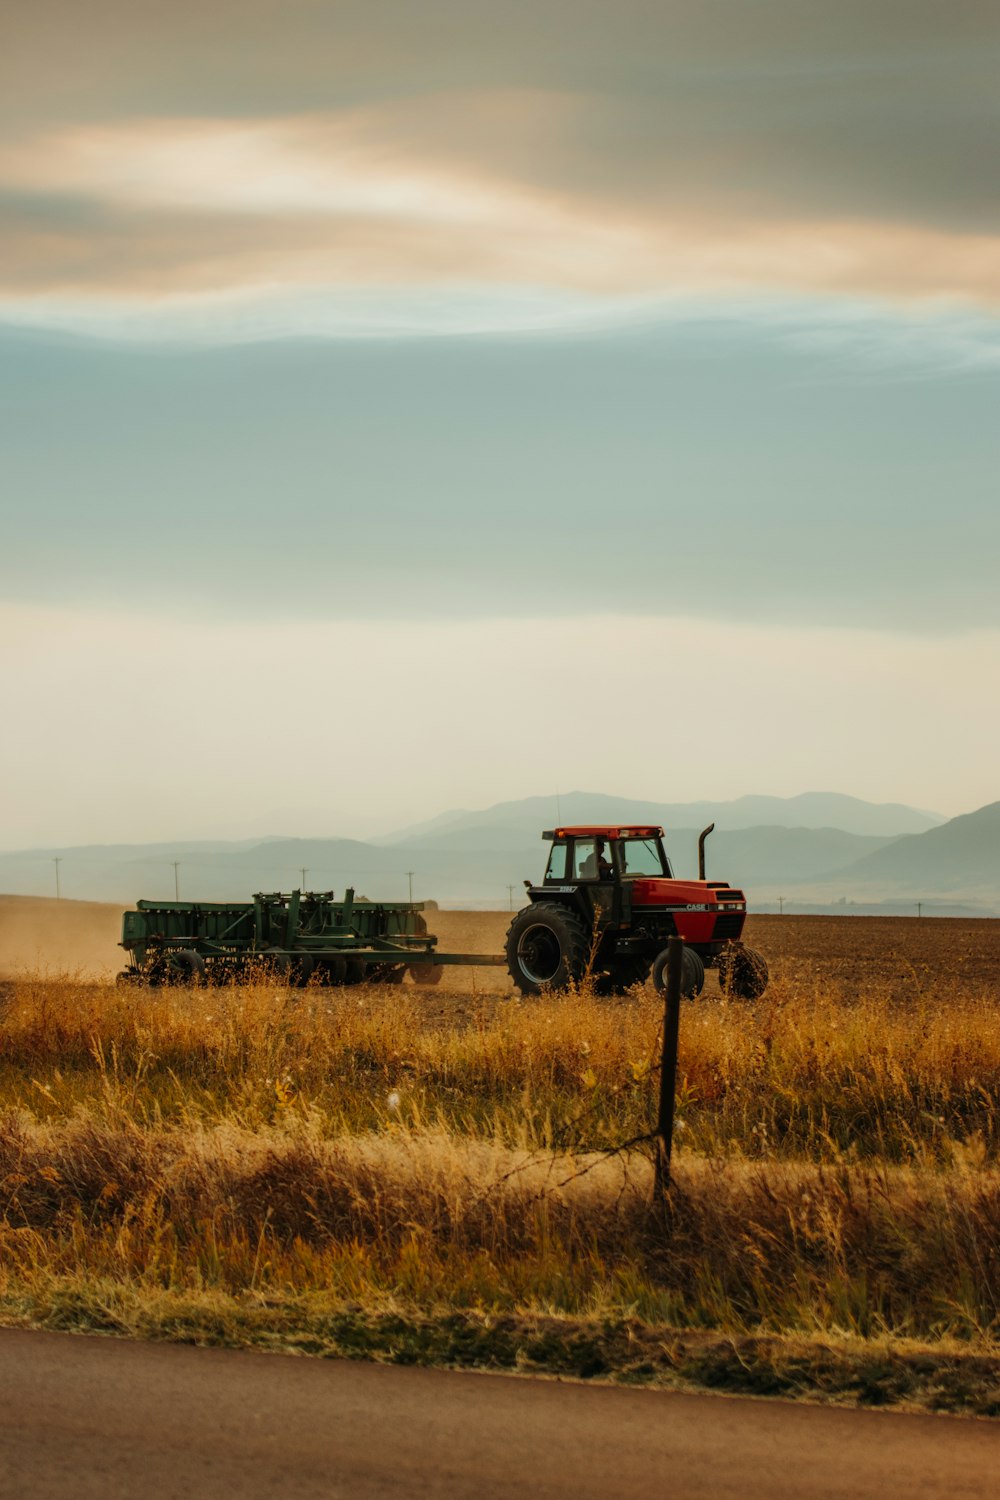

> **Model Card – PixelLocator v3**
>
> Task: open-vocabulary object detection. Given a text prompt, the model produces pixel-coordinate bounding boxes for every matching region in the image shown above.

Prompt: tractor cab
[542,826,673,885]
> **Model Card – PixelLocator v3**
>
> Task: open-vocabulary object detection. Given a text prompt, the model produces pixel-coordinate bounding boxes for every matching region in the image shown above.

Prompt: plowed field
[426,909,999,1003]
[1,896,997,1007]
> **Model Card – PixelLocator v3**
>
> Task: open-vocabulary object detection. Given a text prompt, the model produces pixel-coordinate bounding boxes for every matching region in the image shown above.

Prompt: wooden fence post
[654,936,684,1196]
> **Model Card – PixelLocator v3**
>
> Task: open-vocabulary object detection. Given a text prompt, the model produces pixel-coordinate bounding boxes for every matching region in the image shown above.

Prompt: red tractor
[505,824,768,999]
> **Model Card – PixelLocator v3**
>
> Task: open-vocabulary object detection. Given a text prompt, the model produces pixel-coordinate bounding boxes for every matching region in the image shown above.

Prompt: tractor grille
[714,912,744,940]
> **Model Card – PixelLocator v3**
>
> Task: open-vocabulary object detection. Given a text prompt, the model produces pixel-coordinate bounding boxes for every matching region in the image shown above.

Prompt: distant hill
[682,826,892,886]
[382,791,943,845]
[835,802,1000,894]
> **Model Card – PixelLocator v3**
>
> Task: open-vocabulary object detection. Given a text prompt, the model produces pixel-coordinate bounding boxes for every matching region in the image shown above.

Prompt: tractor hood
[629,879,746,909]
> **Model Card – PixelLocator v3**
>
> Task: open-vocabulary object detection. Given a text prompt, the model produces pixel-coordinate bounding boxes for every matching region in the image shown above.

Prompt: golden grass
[2,972,999,1160]
[1,966,999,1408]
[1,1112,998,1340]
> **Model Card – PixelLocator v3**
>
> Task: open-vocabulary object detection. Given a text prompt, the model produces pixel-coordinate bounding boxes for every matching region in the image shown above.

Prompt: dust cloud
[421,909,512,994]
[0,896,125,980]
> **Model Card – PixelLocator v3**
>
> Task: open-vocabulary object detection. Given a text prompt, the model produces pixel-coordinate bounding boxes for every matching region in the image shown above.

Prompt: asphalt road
[1,1328,997,1499]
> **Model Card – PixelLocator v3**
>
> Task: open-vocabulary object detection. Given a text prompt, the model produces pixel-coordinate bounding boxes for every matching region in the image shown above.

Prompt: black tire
[316,957,347,987]
[505,902,589,995]
[262,950,315,987]
[592,957,651,996]
[718,945,769,1001]
[115,968,147,988]
[651,946,706,999]
[409,962,444,986]
[371,964,406,985]
[165,949,206,986]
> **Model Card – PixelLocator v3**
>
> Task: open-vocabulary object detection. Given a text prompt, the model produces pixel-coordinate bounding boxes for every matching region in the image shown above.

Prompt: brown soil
[744,913,1000,1001]
[2,899,996,1006]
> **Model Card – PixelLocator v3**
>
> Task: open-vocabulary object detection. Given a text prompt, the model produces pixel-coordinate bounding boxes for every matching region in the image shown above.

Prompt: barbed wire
[462,1014,667,1213]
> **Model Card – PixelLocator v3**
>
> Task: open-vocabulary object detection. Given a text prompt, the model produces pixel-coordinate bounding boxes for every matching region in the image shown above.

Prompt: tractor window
[573,839,612,880]
[619,838,668,877]
[545,843,569,881]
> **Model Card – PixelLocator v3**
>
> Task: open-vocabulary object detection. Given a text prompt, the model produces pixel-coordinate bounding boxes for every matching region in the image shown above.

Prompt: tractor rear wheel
[506,902,589,995]
[718,945,769,1000]
[651,946,705,999]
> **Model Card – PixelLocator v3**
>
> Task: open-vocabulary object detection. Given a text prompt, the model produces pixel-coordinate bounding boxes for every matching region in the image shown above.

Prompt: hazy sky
[2,3,998,847]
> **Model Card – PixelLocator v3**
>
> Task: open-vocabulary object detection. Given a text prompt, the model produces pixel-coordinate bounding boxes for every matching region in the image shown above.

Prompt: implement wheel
[651,946,705,999]
[162,949,206,986]
[409,962,444,985]
[263,950,315,987]
[592,957,651,996]
[717,944,769,1001]
[505,902,589,995]
[115,969,148,988]
[370,964,406,985]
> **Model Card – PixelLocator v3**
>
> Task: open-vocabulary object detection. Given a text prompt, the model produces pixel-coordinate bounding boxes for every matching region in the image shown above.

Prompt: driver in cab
[580,839,613,880]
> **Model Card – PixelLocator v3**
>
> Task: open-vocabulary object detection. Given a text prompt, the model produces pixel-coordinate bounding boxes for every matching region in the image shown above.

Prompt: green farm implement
[117,888,502,987]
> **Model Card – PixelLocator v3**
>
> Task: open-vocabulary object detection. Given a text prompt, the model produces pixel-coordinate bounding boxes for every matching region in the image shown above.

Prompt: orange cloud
[2,116,1000,309]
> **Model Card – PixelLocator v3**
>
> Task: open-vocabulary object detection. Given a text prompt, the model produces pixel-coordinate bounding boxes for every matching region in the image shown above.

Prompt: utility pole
[778,895,784,916]
[507,884,515,912]
[172,861,180,900]
[407,870,414,902]
[917,901,923,919]
[300,867,308,890]
[52,857,62,900]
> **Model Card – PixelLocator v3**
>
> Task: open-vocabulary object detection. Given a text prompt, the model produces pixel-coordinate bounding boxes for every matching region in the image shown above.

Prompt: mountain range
[1,792,997,914]
[378,791,942,846]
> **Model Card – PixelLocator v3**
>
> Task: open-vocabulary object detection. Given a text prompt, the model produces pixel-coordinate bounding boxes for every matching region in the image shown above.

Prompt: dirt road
[1,1329,997,1499]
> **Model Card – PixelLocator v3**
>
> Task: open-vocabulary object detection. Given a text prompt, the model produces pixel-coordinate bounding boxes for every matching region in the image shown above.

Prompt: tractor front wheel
[506,902,589,995]
[651,946,705,999]
[717,944,769,1000]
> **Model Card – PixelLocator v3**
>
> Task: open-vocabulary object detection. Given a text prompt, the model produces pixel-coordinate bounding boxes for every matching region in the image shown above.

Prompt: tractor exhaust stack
[698,823,715,880]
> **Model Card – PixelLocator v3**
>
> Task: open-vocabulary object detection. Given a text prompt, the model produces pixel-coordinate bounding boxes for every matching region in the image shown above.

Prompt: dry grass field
[1,898,999,1411]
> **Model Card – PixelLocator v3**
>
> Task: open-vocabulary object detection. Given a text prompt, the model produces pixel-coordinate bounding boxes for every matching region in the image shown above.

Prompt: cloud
[2,4,998,311]
[3,115,1000,312]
